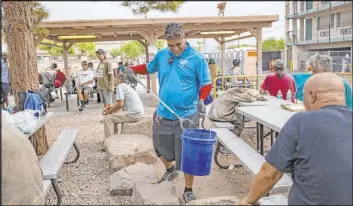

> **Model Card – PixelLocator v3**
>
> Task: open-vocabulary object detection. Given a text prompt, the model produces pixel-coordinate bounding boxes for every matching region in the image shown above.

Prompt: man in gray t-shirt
[240,73,352,205]
[102,73,144,139]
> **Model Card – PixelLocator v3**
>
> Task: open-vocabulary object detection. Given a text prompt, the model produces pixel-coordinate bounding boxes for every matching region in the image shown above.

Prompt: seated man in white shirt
[77,61,94,111]
[103,73,144,139]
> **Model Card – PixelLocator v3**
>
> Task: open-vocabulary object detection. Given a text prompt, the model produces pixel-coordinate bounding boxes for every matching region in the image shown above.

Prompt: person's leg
[103,112,141,139]
[82,86,92,102]
[175,113,200,203]
[77,87,86,111]
[152,111,179,183]
[103,90,113,110]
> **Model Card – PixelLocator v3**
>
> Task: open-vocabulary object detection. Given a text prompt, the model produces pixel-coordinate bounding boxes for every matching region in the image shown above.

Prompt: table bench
[211,128,293,194]
[40,129,80,205]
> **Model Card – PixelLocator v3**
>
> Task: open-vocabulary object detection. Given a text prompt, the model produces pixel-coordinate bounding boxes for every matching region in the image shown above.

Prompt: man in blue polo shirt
[292,53,352,110]
[125,23,212,203]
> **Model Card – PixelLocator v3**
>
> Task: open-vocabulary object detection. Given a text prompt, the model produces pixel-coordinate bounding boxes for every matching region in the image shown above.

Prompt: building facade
[285,1,352,72]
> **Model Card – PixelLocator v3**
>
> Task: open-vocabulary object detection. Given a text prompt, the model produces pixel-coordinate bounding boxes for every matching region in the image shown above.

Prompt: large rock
[121,117,153,138]
[186,196,239,205]
[121,108,155,138]
[104,134,158,172]
[110,162,158,196]
[131,181,179,205]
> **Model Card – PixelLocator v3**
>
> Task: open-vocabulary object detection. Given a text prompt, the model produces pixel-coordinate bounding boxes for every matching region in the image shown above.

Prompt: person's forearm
[199,84,212,101]
[246,168,282,203]
[130,64,149,74]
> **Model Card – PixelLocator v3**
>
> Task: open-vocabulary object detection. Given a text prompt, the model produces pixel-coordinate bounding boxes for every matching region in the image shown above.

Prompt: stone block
[104,134,158,172]
[110,162,158,196]
[131,181,179,205]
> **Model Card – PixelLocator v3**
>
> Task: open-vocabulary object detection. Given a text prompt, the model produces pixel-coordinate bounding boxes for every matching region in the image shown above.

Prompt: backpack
[18,90,47,116]
[55,70,66,87]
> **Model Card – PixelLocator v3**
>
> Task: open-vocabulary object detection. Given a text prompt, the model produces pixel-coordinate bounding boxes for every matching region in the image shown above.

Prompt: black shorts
[152,110,199,170]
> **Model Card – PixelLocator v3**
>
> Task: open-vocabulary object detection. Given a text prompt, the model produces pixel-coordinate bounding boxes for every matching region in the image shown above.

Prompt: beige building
[285,1,352,72]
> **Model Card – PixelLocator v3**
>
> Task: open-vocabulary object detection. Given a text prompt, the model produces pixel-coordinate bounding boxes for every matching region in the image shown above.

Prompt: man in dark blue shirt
[240,73,352,205]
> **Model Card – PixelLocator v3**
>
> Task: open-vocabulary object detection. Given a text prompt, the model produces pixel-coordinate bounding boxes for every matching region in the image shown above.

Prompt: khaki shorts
[99,90,112,105]
[78,86,93,94]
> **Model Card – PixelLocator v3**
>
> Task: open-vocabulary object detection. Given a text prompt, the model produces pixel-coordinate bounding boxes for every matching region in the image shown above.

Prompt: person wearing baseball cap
[123,22,212,203]
[260,59,296,103]
[95,49,114,113]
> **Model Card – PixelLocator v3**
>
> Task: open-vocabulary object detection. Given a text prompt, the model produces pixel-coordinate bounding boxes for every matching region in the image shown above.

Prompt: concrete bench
[40,129,80,205]
[211,128,293,194]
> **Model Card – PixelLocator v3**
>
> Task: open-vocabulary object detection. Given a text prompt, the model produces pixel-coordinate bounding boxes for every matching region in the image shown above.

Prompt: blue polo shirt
[147,42,211,120]
[292,73,352,110]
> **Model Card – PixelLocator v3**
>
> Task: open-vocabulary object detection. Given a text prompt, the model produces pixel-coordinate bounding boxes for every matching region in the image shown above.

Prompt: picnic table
[236,105,296,155]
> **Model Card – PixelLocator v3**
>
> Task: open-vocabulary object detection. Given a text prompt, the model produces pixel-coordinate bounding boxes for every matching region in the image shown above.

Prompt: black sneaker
[79,103,85,112]
[183,191,196,203]
[158,169,179,183]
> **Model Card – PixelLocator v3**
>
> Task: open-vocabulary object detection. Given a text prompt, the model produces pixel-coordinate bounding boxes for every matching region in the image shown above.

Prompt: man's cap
[95,49,105,55]
[81,61,88,64]
[208,58,215,64]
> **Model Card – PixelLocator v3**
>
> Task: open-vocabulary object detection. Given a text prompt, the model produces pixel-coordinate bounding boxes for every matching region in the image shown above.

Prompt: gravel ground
[42,112,271,205]
[44,112,131,205]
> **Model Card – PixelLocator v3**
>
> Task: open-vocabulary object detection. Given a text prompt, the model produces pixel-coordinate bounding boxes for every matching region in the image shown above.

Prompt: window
[317,17,321,30]
[337,13,341,27]
[330,14,335,28]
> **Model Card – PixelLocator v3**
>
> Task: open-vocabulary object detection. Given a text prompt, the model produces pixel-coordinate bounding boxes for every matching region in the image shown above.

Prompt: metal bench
[211,128,293,194]
[40,129,80,205]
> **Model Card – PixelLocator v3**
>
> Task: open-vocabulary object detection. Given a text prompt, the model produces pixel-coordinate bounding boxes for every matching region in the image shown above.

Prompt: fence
[212,75,265,98]
[210,50,284,75]
[212,72,352,98]
[297,50,352,72]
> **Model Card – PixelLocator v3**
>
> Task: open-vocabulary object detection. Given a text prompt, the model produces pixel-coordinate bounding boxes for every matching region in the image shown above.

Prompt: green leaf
[120,1,185,17]
[121,41,145,59]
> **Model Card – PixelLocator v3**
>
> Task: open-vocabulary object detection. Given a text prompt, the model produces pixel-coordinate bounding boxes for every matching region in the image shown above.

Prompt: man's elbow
[259,162,283,184]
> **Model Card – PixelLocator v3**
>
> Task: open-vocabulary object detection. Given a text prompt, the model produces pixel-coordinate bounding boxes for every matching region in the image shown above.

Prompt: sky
[40,1,285,51]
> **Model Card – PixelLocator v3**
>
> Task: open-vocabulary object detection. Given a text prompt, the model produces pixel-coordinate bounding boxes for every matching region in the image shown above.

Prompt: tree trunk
[3,1,49,155]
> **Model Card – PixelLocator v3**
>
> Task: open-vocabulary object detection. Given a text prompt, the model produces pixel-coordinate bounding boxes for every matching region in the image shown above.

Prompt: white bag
[12,110,39,134]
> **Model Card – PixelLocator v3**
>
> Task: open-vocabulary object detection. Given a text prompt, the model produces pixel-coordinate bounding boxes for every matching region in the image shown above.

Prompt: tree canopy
[110,48,122,58]
[262,37,285,51]
[154,40,165,50]
[75,43,96,56]
[121,1,184,17]
[121,41,145,60]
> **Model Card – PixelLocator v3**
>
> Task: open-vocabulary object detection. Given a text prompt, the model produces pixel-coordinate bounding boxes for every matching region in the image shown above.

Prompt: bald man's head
[303,73,345,111]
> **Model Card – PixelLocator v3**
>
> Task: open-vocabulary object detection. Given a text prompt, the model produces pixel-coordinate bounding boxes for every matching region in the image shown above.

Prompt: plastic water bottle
[286,90,292,102]
[276,90,282,99]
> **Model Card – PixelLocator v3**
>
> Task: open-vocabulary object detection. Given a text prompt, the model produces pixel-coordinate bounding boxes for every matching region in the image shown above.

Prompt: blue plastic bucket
[181,128,217,176]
